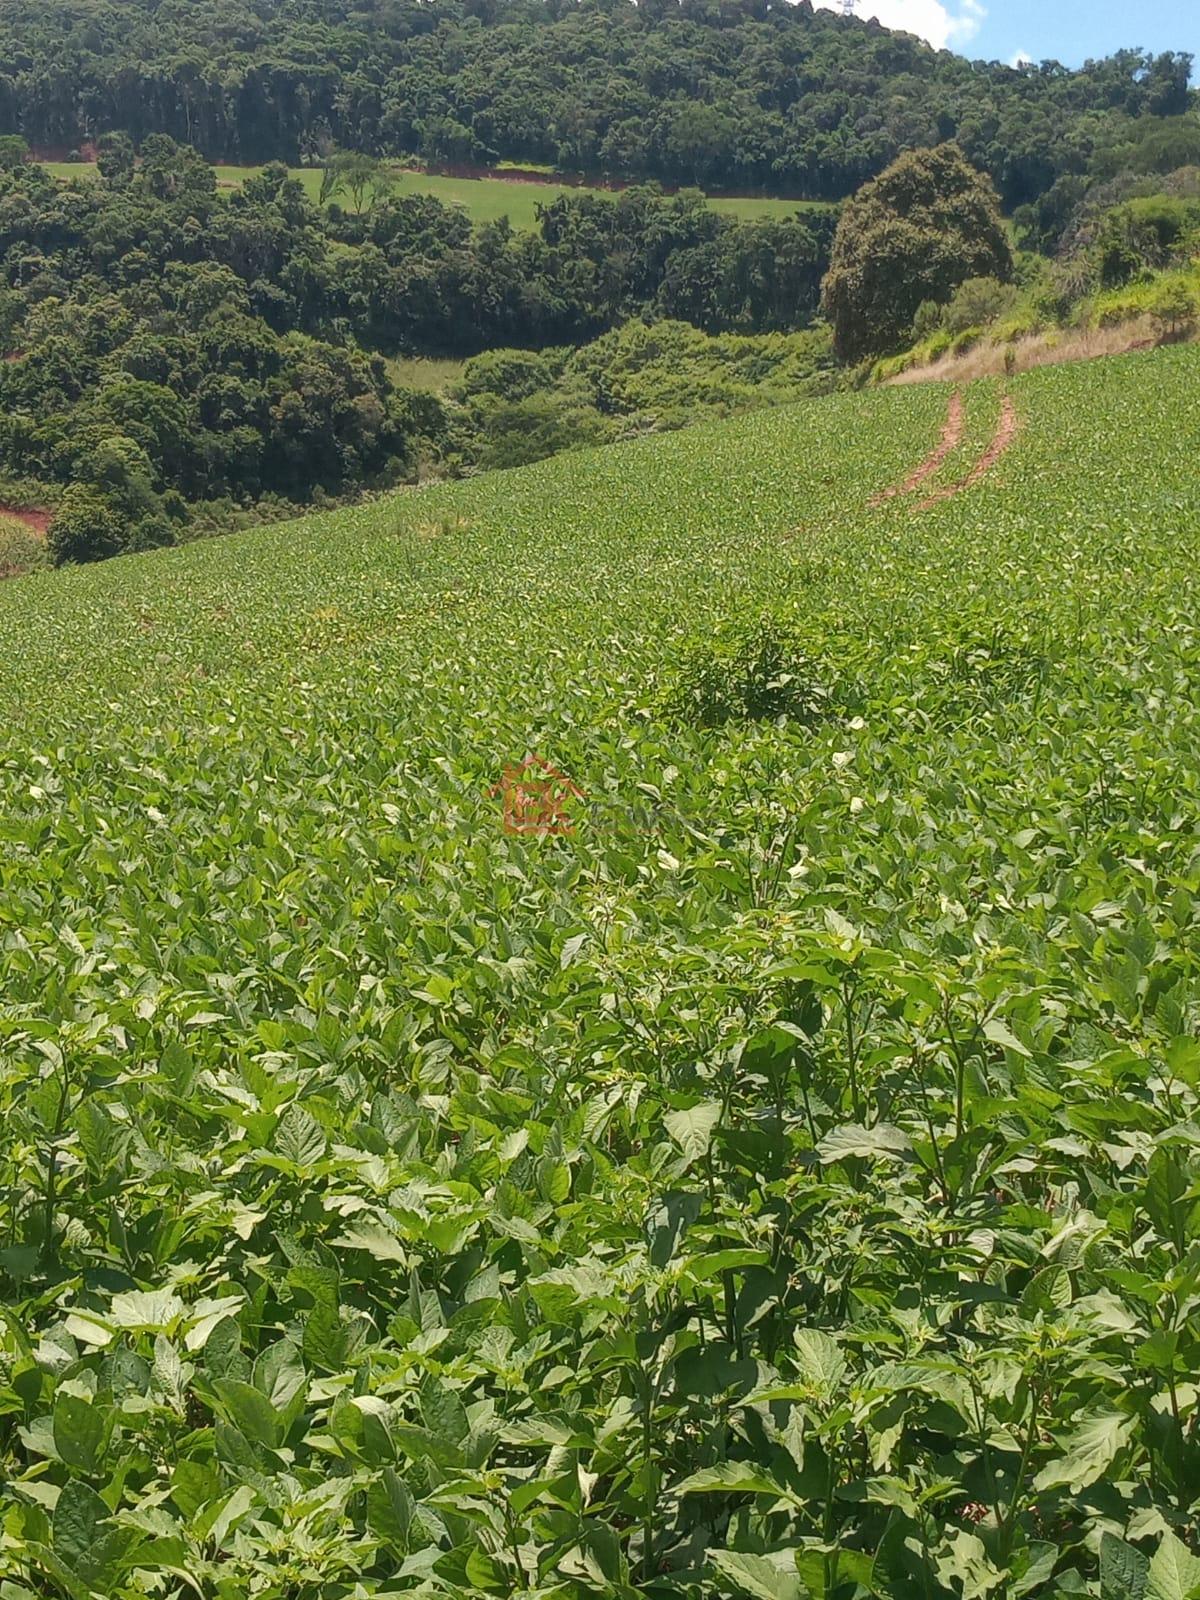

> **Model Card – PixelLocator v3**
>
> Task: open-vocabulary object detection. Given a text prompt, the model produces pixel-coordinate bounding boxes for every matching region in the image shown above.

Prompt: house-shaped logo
[491,754,584,836]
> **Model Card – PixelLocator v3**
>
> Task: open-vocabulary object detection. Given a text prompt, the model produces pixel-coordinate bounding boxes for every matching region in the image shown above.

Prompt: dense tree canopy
[0,139,837,558]
[0,152,432,543]
[821,143,1013,362]
[0,0,1192,208]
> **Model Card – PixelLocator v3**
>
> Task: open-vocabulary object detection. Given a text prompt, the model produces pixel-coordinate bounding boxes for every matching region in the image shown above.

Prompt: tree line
[0,0,1193,208]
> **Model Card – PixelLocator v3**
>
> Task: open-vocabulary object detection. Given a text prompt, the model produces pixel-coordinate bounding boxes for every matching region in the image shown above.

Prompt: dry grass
[884,316,1183,387]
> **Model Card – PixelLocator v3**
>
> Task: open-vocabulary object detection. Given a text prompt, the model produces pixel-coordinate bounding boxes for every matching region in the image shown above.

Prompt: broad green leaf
[52,1480,110,1568]
[1033,1409,1134,1493]
[302,1303,354,1374]
[171,1459,222,1520]
[664,1101,721,1166]
[1146,1531,1200,1600]
[817,1123,912,1164]
[273,1103,327,1168]
[708,1549,806,1600]
[536,1154,571,1203]
[253,1339,306,1411]
[368,1467,415,1550]
[1019,1264,1072,1320]
[52,1395,108,1476]
[983,1018,1031,1058]
[678,1462,798,1503]
[1146,1149,1191,1247]
[419,1376,469,1443]
[183,1294,247,1353]
[1100,1533,1150,1600]
[333,1222,409,1262]
[24,1542,95,1600]
[108,1289,185,1332]
[685,1247,770,1282]
[152,1335,188,1413]
[792,1328,847,1401]
[212,1379,282,1449]
[197,1485,255,1551]
[935,1530,1004,1600]
[353,1394,397,1463]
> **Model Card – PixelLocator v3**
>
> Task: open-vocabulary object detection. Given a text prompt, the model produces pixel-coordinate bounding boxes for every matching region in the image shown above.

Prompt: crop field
[40,161,815,229]
[2,348,1200,1597]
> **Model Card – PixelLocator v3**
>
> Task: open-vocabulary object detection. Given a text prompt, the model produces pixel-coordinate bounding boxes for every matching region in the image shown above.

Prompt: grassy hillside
[41,160,815,230]
[2,349,1200,1595]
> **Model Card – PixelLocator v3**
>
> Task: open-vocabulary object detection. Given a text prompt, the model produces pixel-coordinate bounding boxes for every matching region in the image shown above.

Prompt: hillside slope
[1,352,1200,1594]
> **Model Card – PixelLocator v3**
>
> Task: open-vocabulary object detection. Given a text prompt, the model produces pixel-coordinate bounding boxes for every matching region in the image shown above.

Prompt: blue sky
[817,0,1198,69]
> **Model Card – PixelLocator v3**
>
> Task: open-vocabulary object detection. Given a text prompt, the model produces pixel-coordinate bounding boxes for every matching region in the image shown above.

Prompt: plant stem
[842,976,861,1122]
[1000,1370,1044,1561]
[642,1386,655,1583]
[40,1057,72,1264]
[822,1433,841,1598]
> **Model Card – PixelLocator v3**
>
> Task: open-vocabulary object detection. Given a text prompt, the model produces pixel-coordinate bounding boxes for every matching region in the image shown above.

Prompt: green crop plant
[0,353,1197,1597]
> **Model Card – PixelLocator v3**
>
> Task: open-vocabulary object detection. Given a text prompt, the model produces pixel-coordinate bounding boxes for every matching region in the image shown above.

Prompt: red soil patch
[0,503,51,536]
[915,392,1020,510]
[870,389,965,507]
[30,141,97,164]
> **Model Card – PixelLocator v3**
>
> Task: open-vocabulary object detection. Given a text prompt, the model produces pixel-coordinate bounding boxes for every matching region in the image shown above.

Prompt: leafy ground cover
[0,349,1199,1597]
[40,161,813,231]
[443,323,835,472]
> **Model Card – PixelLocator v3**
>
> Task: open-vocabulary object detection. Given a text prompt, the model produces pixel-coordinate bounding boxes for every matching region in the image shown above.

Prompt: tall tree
[820,143,1012,363]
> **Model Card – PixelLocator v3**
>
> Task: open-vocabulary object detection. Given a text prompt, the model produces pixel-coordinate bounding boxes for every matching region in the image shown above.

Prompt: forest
[0,0,1195,207]
[0,137,835,557]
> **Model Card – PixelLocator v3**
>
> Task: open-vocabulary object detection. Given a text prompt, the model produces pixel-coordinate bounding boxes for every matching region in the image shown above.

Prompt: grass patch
[385,354,468,393]
[42,159,827,230]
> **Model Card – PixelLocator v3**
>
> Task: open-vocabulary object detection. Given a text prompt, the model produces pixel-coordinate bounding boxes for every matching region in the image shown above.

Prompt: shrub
[468,391,611,471]
[1148,279,1199,340]
[47,486,124,565]
[665,615,828,727]
[454,348,567,403]
[1032,257,1097,322]
[96,131,135,184]
[942,276,1017,336]
[1092,269,1200,334]
[1095,196,1200,288]
[0,516,49,578]
[993,306,1042,344]
[911,300,945,341]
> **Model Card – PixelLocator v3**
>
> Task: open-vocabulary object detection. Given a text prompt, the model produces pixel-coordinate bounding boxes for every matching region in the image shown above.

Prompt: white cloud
[1009,48,1034,67]
[816,0,986,51]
